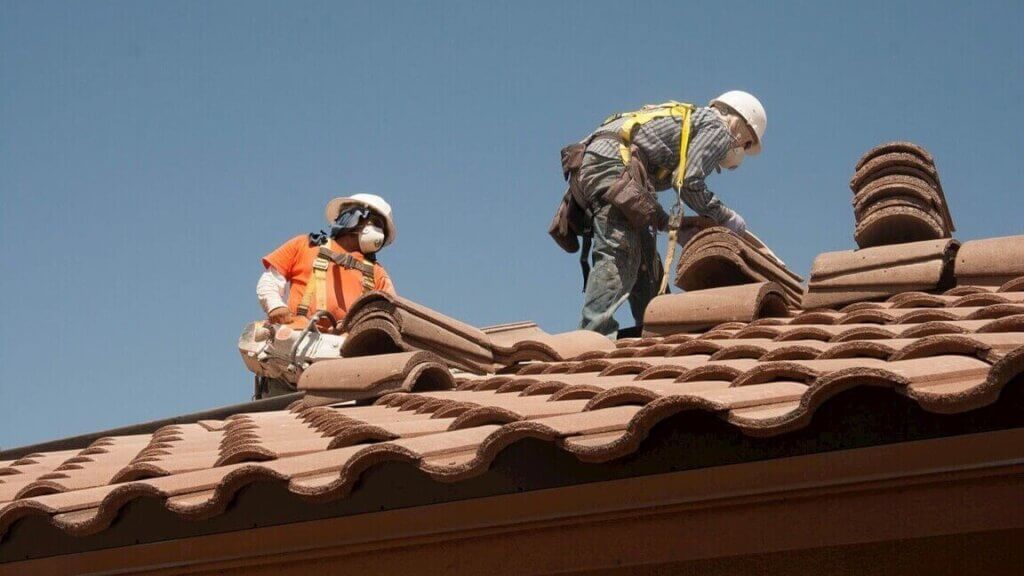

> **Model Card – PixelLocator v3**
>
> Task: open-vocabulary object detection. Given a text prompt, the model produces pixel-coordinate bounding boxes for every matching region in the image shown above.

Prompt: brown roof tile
[955,235,1024,287]
[852,174,943,218]
[850,151,940,192]
[488,328,616,365]
[854,204,947,248]
[643,282,790,336]
[298,351,454,407]
[854,141,936,170]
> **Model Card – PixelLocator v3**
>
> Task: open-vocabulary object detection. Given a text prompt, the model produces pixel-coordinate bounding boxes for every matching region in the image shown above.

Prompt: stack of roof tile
[4,272,1024,543]
[850,142,954,248]
[340,292,497,374]
[674,227,804,306]
[803,238,959,310]
[339,295,615,375]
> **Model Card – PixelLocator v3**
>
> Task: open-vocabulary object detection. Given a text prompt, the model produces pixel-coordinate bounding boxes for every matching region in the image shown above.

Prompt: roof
[2,142,1024,563]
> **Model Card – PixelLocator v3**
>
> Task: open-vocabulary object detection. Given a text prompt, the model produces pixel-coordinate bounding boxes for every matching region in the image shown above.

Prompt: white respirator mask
[719,146,745,171]
[358,224,386,254]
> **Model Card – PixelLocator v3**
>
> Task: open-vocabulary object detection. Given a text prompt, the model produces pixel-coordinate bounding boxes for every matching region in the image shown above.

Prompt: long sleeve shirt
[585,106,737,223]
[256,268,288,313]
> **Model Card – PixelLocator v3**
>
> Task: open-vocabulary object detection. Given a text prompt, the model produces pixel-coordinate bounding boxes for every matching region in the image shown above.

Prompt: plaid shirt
[586,106,736,223]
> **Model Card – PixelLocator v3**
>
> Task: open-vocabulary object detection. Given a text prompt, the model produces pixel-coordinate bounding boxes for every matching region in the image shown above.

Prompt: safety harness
[295,237,378,318]
[599,100,694,190]
[588,101,694,294]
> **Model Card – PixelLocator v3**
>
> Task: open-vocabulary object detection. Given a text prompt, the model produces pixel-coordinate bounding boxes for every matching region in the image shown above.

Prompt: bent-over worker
[258,193,397,330]
[550,91,767,337]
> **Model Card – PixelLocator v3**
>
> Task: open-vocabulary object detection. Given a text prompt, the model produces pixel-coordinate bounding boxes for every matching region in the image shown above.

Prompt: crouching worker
[258,193,397,329]
[245,194,397,398]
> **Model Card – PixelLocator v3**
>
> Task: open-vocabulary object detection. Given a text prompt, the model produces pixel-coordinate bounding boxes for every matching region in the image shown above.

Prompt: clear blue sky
[2,1,1022,448]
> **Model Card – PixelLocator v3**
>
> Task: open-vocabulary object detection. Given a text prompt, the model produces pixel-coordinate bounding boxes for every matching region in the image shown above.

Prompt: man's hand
[268,306,294,325]
[655,208,671,232]
[721,210,747,236]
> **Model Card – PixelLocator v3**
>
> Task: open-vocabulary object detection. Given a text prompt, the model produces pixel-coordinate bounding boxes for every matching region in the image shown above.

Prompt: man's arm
[259,235,304,323]
[256,267,288,314]
[673,117,738,226]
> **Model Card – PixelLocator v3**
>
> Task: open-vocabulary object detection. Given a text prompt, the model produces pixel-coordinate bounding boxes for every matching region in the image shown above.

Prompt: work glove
[720,210,747,236]
[268,306,294,325]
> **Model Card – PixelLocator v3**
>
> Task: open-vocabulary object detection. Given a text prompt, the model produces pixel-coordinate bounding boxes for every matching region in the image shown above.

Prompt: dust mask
[719,146,745,170]
[358,224,386,254]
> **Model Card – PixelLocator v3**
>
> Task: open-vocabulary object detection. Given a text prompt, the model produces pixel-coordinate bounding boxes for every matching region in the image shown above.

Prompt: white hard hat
[325,193,397,246]
[710,90,767,155]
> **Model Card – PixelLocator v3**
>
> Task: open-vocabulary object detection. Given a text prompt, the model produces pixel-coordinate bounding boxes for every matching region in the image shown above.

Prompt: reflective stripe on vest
[600,101,694,189]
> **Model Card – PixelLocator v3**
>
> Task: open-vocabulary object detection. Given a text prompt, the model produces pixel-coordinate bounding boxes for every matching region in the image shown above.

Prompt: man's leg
[628,226,664,329]
[579,204,641,336]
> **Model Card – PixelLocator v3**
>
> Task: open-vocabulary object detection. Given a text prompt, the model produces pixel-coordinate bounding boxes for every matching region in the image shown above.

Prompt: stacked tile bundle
[802,238,959,310]
[674,227,804,306]
[341,292,497,374]
[849,141,955,248]
[337,292,615,375]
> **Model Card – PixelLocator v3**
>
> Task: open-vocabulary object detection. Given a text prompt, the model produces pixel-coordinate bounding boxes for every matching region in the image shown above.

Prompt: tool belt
[548,133,667,289]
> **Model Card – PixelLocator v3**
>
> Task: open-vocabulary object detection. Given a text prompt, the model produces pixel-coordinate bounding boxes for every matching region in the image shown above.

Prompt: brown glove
[268,306,294,325]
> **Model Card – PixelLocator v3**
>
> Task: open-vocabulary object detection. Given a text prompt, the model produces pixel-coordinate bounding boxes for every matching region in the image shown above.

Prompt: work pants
[577,153,663,337]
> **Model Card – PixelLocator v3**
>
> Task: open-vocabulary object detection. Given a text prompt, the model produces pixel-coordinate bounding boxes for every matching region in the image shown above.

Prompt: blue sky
[2,1,1022,448]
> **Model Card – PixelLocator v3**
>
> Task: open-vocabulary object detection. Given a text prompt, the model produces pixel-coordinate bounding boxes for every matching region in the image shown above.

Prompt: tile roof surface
[2,141,1024,548]
[3,270,1023,542]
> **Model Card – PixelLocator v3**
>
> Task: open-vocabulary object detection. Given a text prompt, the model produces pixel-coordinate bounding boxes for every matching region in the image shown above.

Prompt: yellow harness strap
[297,250,331,317]
[604,101,694,184]
[358,262,377,293]
[658,105,693,295]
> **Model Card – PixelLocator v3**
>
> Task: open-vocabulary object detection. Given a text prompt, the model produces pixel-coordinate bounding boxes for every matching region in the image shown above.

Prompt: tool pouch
[548,189,583,253]
[602,145,667,231]
[548,142,591,254]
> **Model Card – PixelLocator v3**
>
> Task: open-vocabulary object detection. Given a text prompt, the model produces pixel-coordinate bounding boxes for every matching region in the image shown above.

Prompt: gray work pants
[578,154,663,337]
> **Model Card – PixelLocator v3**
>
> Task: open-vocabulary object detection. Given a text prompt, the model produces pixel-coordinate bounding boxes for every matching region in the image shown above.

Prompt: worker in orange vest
[257,194,397,330]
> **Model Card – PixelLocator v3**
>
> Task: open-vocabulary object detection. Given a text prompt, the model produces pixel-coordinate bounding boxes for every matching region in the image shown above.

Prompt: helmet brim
[325,196,396,246]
